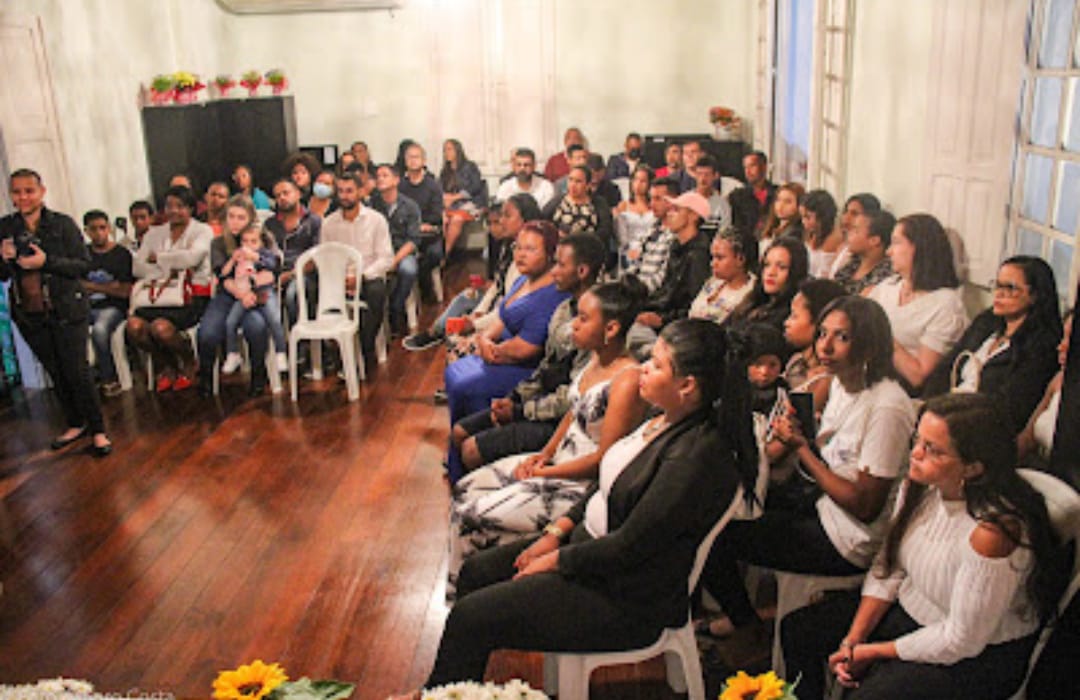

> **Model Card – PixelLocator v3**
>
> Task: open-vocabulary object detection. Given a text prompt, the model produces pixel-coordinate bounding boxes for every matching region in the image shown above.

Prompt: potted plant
[172,71,206,104]
[240,70,263,97]
[265,69,288,95]
[709,106,743,141]
[149,74,175,105]
[214,74,237,98]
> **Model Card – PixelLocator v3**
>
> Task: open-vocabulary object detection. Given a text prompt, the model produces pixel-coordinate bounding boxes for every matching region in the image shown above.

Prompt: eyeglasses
[911,435,958,461]
[989,279,1028,297]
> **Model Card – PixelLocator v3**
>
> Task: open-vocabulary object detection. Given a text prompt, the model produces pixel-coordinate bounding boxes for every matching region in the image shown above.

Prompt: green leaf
[267,678,355,700]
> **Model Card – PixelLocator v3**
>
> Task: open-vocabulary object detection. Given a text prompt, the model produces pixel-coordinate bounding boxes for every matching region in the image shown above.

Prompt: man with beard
[495,148,554,209]
[320,172,394,360]
[266,178,321,325]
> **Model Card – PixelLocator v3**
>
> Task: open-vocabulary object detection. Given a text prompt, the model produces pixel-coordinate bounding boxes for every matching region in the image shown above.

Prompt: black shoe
[433,387,448,404]
[51,426,88,450]
[248,371,268,397]
[403,331,442,351]
[197,372,213,398]
[90,440,113,459]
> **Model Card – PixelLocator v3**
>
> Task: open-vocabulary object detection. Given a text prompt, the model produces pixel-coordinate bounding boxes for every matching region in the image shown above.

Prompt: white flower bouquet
[421,680,549,700]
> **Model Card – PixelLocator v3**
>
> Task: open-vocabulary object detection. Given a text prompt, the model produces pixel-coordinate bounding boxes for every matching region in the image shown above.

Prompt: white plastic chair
[1007,469,1080,699]
[288,243,365,402]
[209,332,283,396]
[543,485,746,700]
[86,319,133,392]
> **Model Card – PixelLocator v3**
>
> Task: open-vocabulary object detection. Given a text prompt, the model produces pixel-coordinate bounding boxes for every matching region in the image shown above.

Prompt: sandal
[155,375,174,393]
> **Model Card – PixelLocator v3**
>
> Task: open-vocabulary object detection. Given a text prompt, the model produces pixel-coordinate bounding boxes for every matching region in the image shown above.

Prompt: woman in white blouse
[783,393,1065,699]
[868,213,967,394]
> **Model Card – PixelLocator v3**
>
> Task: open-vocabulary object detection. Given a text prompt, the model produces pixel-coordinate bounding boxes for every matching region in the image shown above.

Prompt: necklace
[642,415,667,439]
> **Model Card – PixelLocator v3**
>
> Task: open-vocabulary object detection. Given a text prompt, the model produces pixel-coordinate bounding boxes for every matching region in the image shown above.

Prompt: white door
[0,14,73,215]
[921,0,1028,286]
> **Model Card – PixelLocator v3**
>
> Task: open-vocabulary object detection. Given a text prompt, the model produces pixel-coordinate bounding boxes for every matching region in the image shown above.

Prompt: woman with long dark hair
[439,138,487,256]
[868,213,967,393]
[387,319,758,696]
[759,182,805,252]
[783,393,1066,700]
[730,235,810,335]
[701,296,916,639]
[800,189,843,278]
[613,164,656,270]
[925,256,1061,434]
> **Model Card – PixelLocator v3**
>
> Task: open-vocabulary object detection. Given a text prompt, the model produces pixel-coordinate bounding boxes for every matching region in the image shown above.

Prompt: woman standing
[440,139,487,256]
[127,185,213,392]
[386,320,758,695]
[783,393,1065,700]
[0,168,111,456]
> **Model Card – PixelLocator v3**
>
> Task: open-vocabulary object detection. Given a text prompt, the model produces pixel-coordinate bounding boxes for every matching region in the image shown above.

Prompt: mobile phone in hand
[789,391,817,442]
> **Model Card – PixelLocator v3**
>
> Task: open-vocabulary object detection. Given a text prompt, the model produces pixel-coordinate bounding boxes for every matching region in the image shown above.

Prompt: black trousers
[426,536,662,687]
[358,277,386,359]
[701,510,863,627]
[781,589,1037,700]
[18,313,106,434]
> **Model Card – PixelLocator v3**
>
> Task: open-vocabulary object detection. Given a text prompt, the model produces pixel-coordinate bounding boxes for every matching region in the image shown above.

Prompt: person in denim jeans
[369,164,422,336]
[82,210,133,396]
[265,178,320,325]
[220,227,287,375]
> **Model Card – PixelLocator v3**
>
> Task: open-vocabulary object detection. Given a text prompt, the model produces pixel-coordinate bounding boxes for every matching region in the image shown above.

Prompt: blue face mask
[313,182,334,199]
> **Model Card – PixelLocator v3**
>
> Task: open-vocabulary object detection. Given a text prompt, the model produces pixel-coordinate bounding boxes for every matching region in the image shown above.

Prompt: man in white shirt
[320,171,394,359]
[494,148,554,208]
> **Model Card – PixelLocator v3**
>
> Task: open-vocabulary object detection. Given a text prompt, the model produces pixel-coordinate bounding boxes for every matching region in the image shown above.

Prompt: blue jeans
[224,292,287,355]
[89,306,126,382]
[197,292,270,380]
[284,272,318,325]
[389,254,419,329]
[432,291,481,337]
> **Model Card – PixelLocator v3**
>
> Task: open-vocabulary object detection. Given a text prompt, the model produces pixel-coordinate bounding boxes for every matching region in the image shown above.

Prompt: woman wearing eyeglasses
[924,256,1061,435]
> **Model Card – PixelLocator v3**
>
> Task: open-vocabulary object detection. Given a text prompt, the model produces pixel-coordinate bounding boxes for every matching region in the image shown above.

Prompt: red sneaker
[172,375,193,391]
[155,375,173,393]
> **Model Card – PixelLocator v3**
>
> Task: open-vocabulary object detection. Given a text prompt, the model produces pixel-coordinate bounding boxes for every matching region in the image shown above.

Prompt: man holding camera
[0,168,111,456]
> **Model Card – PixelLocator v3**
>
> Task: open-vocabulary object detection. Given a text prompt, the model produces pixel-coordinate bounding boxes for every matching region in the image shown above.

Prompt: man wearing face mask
[605,132,644,181]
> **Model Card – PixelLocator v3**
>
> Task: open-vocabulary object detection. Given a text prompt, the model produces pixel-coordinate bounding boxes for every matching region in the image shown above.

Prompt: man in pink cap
[626,190,713,358]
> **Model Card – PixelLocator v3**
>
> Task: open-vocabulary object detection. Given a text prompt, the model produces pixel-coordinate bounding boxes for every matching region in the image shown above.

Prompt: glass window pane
[1018,228,1045,257]
[1032,78,1063,148]
[1055,161,1080,236]
[1068,78,1080,152]
[1040,0,1074,68]
[1050,240,1074,298]
[1022,154,1054,224]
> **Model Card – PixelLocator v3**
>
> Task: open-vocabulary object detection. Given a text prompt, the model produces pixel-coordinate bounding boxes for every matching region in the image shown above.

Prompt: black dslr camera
[8,227,42,258]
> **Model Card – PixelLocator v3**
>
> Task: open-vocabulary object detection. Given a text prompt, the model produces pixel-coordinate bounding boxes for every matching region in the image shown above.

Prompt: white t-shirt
[816,376,916,567]
[495,176,555,209]
[869,276,968,355]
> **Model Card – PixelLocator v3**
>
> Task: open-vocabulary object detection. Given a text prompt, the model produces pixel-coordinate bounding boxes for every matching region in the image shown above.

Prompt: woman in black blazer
[924,256,1061,435]
[387,320,758,695]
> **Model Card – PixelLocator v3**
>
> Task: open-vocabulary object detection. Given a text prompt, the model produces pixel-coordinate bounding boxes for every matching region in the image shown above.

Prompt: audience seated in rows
[369,164,422,336]
[440,138,488,256]
[867,213,967,394]
[443,221,568,455]
[612,165,655,271]
[448,233,605,481]
[83,210,134,397]
[447,277,648,599]
[127,185,213,392]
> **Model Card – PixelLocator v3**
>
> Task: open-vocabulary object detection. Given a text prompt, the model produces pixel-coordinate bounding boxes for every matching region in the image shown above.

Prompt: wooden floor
[0,259,691,699]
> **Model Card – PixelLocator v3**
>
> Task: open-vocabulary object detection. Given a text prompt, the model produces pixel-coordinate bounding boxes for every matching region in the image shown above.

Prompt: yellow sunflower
[212,660,288,700]
[754,671,788,700]
[719,670,760,700]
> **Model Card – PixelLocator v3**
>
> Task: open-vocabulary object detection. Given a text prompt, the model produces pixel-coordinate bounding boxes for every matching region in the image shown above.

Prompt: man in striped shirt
[624,176,679,293]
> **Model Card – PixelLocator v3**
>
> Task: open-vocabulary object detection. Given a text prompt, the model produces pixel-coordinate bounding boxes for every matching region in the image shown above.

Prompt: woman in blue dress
[444,220,568,442]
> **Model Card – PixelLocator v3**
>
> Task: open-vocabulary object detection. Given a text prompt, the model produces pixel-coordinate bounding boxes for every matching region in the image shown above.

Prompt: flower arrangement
[265,69,288,95]
[708,106,742,141]
[421,680,549,699]
[718,670,799,700]
[0,678,95,700]
[149,74,175,105]
[212,660,354,700]
[215,74,237,97]
[172,70,206,104]
[240,70,263,96]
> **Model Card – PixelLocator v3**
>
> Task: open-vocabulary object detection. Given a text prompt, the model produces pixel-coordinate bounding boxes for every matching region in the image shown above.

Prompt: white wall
[3,0,231,222]
[843,0,934,215]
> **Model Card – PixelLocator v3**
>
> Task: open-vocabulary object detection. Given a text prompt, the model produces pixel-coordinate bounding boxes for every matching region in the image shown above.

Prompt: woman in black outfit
[0,168,111,456]
[924,255,1061,435]
[387,319,758,696]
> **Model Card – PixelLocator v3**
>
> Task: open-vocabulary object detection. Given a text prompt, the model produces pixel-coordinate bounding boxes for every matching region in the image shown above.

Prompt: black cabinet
[642,134,749,182]
[141,96,297,204]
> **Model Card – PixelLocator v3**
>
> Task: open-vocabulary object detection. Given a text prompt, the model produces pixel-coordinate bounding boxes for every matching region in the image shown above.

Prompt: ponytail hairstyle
[659,319,758,504]
[878,394,1066,624]
[588,275,649,342]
